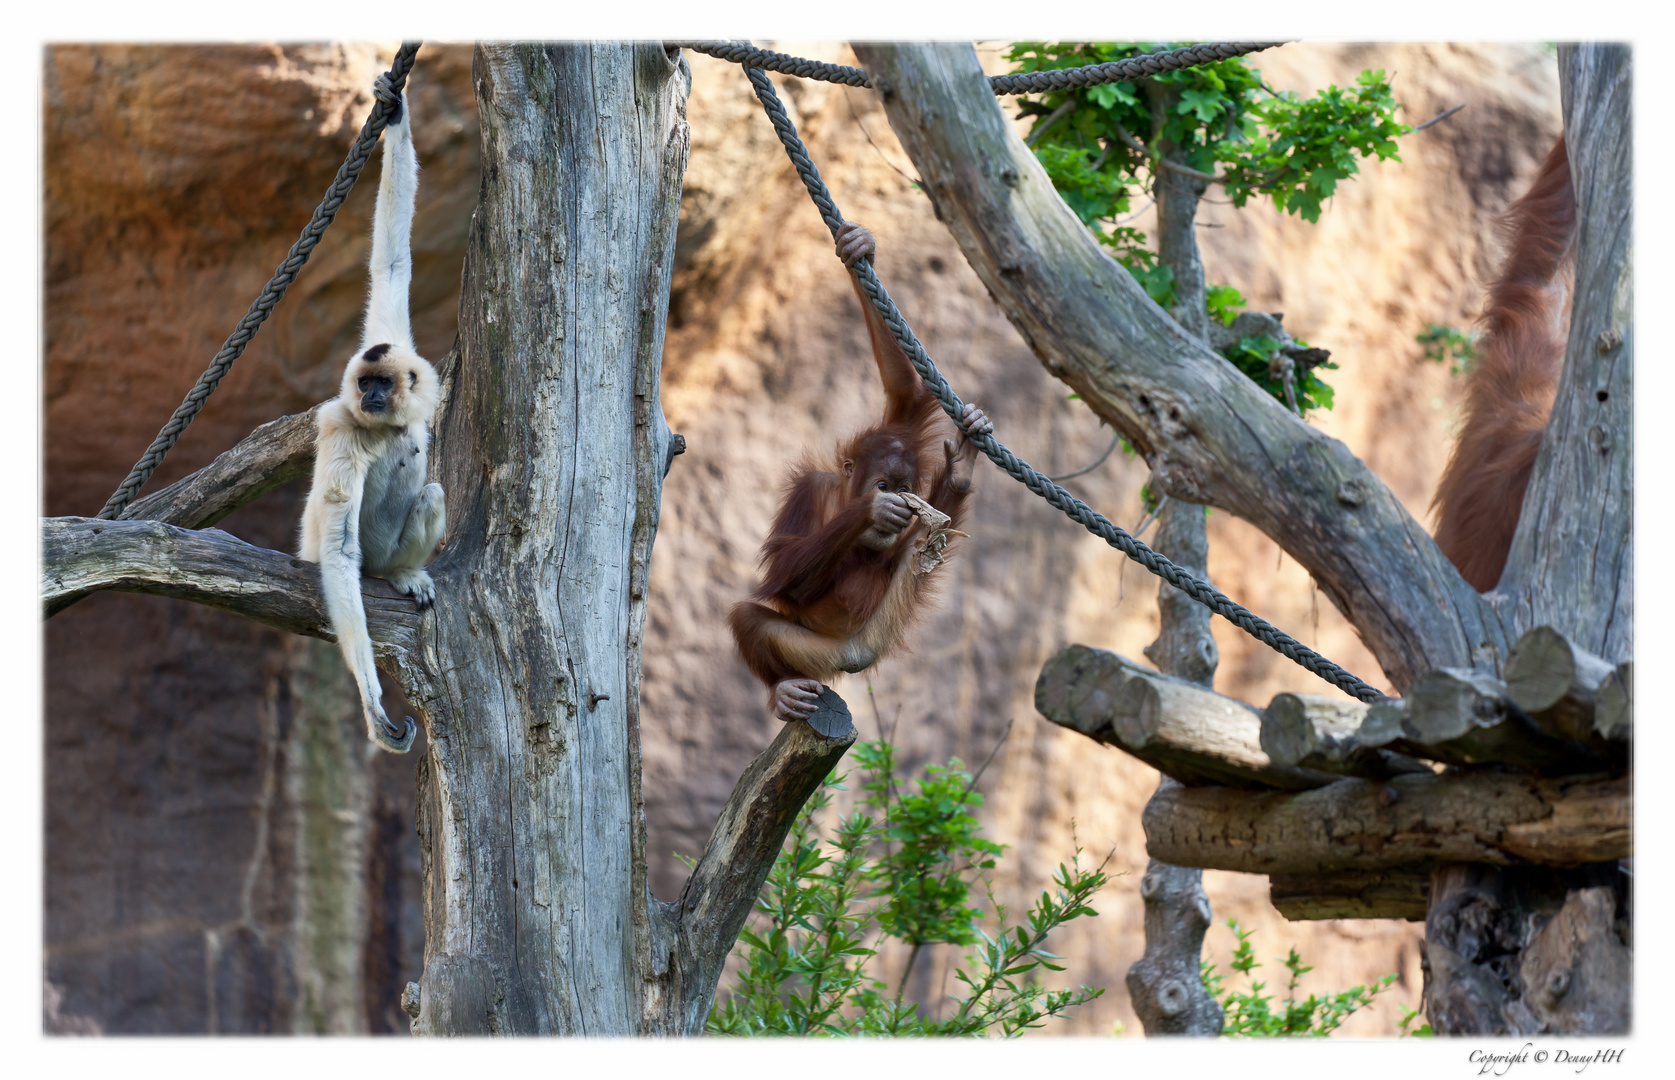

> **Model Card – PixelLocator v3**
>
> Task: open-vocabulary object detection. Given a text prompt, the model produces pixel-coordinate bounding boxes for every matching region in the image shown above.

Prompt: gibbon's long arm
[312,418,416,752]
[362,96,418,353]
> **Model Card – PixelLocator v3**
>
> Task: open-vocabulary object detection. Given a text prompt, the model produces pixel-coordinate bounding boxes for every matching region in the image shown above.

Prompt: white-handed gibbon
[299,93,444,754]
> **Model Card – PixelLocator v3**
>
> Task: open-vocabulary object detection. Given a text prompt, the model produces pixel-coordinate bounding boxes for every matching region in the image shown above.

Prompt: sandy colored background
[43,42,1561,1035]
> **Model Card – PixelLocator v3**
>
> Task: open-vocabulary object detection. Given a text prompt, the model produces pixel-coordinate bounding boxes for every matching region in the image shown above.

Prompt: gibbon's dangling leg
[298,92,445,754]
[728,222,992,722]
[1431,136,1575,592]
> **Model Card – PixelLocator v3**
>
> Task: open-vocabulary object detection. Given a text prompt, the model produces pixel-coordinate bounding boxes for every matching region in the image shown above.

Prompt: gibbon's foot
[372,714,418,754]
[771,678,824,722]
[392,567,436,610]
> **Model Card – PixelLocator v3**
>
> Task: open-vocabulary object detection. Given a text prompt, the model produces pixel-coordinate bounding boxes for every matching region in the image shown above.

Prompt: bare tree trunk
[1423,42,1633,1037]
[1123,106,1223,1035]
[393,42,691,1035]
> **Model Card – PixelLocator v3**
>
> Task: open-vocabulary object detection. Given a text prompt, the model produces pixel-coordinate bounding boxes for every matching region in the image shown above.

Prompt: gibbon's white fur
[299,95,444,754]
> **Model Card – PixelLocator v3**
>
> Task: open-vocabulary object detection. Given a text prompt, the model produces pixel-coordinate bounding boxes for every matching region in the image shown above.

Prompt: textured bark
[1425,863,1629,1034]
[1504,626,1624,758]
[1494,46,1632,666]
[1260,693,1430,779]
[1402,668,1604,774]
[42,516,420,650]
[1269,869,1431,922]
[1425,44,1633,1036]
[396,43,692,1036]
[1126,492,1222,1035]
[853,41,1502,693]
[668,707,857,1033]
[1143,773,1628,874]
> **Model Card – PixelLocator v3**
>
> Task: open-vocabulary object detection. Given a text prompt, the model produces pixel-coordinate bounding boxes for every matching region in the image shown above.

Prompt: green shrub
[707,739,1109,1036]
[1200,920,1398,1036]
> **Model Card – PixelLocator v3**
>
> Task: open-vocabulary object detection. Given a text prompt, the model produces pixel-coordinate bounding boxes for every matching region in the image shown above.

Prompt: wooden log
[1034,645,1337,791]
[1260,693,1431,778]
[1505,626,1615,738]
[1404,668,1606,774]
[1143,772,1628,874]
[1269,868,1431,922]
[1594,661,1631,745]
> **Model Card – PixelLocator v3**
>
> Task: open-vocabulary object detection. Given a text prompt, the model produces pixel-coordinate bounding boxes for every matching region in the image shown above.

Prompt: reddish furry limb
[1432,137,1575,592]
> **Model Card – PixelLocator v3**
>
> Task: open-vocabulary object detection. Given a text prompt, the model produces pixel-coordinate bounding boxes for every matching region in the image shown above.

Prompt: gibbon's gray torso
[359,422,431,573]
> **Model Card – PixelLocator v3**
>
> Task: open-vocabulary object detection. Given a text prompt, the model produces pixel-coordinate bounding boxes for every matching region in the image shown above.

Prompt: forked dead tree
[44,40,1630,1036]
[854,41,1630,1034]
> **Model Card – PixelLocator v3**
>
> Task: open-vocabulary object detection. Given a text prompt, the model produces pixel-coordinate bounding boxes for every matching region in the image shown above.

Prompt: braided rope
[743,65,1386,703]
[676,41,1281,95]
[98,43,423,521]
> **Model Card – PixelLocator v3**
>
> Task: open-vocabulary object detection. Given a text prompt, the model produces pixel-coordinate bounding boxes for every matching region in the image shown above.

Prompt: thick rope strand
[98,43,423,520]
[677,41,1281,95]
[743,66,1386,703]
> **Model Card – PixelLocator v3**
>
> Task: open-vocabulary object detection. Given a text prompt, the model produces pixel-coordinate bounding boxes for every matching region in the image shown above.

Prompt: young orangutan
[729,222,993,722]
[1432,136,1576,591]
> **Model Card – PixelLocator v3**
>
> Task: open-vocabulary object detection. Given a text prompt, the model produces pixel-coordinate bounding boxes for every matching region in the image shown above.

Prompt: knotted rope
[741,63,1385,702]
[675,41,1281,95]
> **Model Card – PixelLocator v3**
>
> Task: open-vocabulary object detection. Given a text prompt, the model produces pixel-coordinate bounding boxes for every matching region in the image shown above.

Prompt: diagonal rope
[97,42,423,521]
[675,41,1282,95]
[742,65,1386,703]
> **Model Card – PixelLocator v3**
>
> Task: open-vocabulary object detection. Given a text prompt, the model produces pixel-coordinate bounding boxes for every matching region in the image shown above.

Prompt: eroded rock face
[45,42,1561,1035]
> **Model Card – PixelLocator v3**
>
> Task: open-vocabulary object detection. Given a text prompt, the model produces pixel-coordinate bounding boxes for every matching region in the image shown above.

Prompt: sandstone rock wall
[43,41,1561,1036]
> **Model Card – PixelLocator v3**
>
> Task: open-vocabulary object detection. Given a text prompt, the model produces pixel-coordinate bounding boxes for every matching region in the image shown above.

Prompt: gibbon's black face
[342,342,439,429]
[358,371,396,413]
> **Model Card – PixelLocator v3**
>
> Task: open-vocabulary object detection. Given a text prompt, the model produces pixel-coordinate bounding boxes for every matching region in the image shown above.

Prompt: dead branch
[669,689,857,1032]
[119,406,320,528]
[42,516,420,652]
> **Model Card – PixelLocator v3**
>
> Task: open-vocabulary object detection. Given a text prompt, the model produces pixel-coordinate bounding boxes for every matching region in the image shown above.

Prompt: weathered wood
[1594,661,1631,745]
[1513,886,1631,1032]
[854,41,1503,692]
[1126,495,1222,1036]
[408,43,699,1036]
[670,699,858,1033]
[1425,862,1628,1034]
[41,516,420,652]
[1269,868,1431,922]
[1405,667,1604,774]
[1143,772,1628,874]
[1494,45,1632,667]
[1424,43,1635,1038]
[1035,644,1337,791]
[1504,626,1622,760]
[1260,693,1431,778]
[1499,778,1631,865]
[119,405,322,528]
[1127,846,1224,1034]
